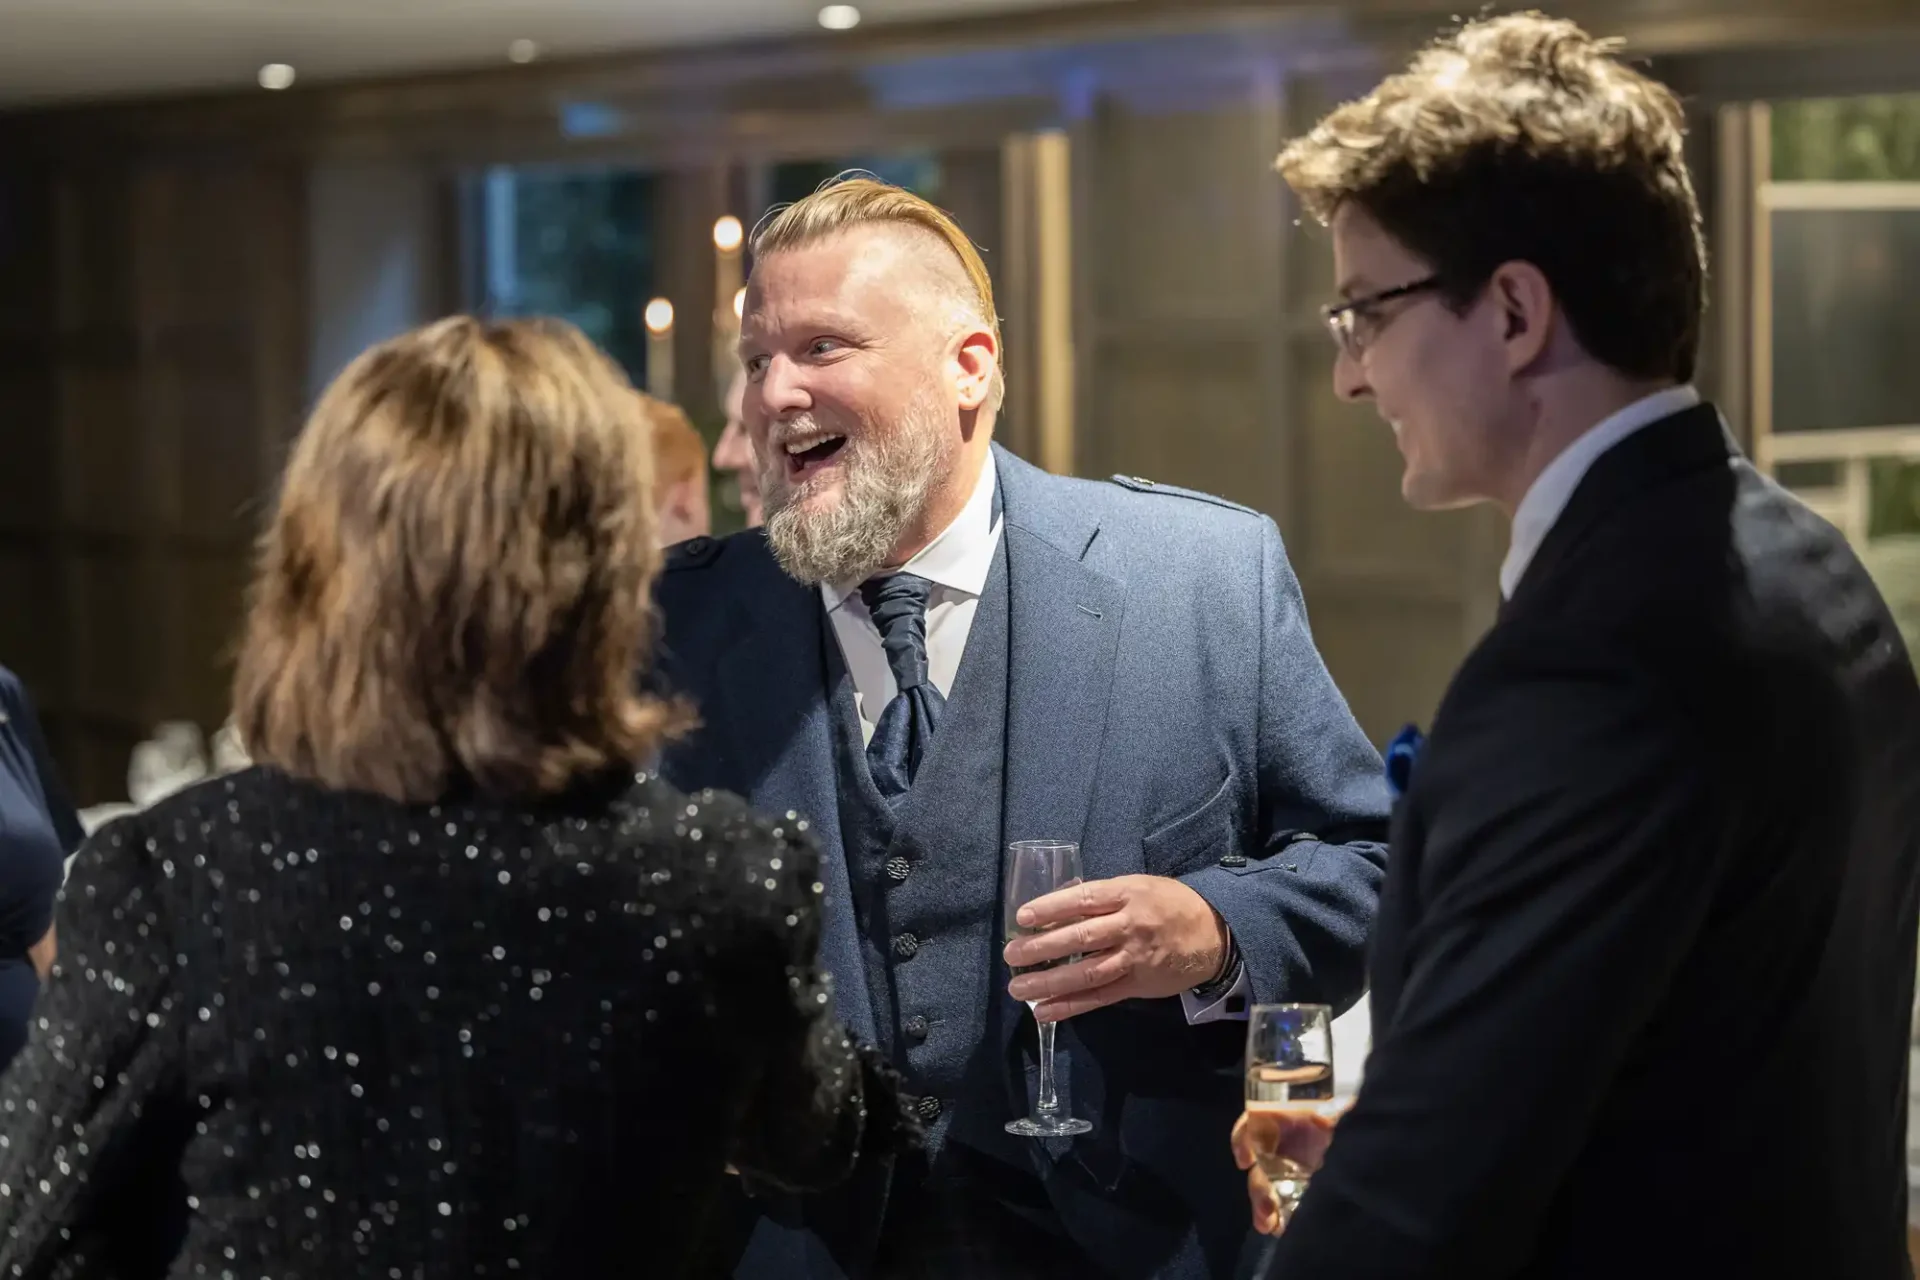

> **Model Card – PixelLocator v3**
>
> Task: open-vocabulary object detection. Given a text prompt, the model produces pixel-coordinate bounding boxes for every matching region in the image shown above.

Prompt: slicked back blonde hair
[752,174,1004,407]
[233,315,688,805]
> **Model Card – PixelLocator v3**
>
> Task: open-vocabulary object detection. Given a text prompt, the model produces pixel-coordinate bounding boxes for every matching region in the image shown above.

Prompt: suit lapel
[1508,402,1731,609]
[708,570,878,1045]
[995,447,1127,873]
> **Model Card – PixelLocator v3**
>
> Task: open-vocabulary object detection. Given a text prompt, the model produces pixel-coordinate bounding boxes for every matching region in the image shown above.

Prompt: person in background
[643,391,713,547]
[658,176,1387,1279]
[1237,13,1920,1278]
[0,667,81,1068]
[0,316,913,1280]
[713,368,764,527]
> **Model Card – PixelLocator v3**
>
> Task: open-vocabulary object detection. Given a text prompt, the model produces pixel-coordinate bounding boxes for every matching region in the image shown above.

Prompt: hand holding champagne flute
[1234,1004,1347,1235]
[1003,840,1094,1138]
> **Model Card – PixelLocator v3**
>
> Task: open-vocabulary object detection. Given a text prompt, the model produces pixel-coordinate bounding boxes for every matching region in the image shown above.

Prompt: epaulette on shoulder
[1105,475,1259,516]
[664,535,724,572]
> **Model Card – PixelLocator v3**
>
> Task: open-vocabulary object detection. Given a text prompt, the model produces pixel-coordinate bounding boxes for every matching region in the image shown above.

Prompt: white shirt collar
[823,449,1000,613]
[1499,384,1701,599]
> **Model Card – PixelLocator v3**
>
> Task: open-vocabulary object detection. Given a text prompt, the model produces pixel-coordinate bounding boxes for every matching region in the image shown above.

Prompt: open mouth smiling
[780,432,848,480]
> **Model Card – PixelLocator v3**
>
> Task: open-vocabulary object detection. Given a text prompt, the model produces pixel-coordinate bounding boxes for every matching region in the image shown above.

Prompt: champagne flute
[1003,840,1094,1138]
[1245,1003,1334,1221]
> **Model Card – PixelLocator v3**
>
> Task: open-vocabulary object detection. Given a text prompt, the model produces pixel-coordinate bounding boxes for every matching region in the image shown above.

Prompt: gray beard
[762,406,950,587]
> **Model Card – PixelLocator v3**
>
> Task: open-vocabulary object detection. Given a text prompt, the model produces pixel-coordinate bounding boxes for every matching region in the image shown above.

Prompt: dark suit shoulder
[667,527,780,571]
[1452,612,1724,716]
[655,529,790,614]
[1420,626,1723,827]
[662,532,742,573]
[1106,474,1260,518]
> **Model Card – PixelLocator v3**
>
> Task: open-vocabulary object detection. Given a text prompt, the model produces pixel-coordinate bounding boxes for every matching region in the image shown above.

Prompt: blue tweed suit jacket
[654,444,1389,1278]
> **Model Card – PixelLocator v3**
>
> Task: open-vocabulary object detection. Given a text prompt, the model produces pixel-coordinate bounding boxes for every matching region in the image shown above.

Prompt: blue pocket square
[1385,724,1425,798]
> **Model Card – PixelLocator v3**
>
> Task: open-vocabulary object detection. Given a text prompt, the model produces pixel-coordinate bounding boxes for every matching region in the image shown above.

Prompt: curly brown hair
[232,315,688,804]
[1275,11,1706,382]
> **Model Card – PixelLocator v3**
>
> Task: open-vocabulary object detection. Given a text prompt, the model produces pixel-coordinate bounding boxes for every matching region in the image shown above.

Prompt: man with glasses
[1236,12,1920,1279]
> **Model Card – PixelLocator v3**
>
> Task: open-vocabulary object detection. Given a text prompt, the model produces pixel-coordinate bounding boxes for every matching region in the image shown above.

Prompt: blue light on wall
[560,102,625,139]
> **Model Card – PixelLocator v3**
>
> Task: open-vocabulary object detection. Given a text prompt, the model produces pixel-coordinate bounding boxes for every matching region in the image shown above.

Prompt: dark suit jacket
[0,667,80,1069]
[656,444,1390,1278]
[1270,403,1920,1279]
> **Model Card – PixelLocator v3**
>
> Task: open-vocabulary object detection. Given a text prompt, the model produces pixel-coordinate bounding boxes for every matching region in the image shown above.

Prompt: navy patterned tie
[860,573,945,802]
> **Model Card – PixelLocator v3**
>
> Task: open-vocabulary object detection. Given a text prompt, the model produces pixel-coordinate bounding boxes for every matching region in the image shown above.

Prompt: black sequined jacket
[0,767,914,1279]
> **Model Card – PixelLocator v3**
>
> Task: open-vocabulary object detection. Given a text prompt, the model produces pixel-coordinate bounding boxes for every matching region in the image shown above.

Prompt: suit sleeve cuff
[1180,957,1250,1023]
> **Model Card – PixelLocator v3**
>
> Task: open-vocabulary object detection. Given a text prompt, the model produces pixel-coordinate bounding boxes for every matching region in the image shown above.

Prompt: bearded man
[653,177,1389,1280]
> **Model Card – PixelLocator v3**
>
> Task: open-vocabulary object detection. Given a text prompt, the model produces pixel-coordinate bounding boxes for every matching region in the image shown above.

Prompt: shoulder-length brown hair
[233,315,687,804]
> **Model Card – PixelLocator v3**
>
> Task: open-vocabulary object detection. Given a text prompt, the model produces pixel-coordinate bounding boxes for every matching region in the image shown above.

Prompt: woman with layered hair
[0,316,911,1279]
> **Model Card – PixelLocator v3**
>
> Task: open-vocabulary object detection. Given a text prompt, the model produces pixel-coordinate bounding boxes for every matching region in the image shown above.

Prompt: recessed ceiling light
[257,63,296,91]
[507,39,539,65]
[817,5,861,31]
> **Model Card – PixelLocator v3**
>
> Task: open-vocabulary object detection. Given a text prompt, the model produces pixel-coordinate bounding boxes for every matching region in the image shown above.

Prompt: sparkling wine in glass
[1244,1003,1335,1221]
[1004,840,1094,1139]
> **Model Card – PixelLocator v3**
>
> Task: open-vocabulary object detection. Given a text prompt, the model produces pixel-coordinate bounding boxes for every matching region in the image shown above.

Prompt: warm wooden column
[0,152,308,802]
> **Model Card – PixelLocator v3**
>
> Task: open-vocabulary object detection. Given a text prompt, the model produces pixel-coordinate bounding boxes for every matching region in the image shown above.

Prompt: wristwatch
[1189,914,1241,1001]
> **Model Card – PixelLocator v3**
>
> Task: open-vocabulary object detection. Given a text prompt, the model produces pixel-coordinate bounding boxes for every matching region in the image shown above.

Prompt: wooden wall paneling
[1071,68,1290,512]
[934,145,1005,293]
[654,166,726,424]
[0,547,62,720]
[168,162,308,758]
[1085,335,1270,508]
[1298,589,1470,744]
[999,129,1075,473]
[1708,102,1758,453]
[34,156,308,802]
[49,165,143,798]
[0,164,67,728]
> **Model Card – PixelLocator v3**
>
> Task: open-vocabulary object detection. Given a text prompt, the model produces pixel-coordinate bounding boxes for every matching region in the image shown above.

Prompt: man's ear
[1487,260,1554,374]
[661,478,694,523]
[953,324,998,411]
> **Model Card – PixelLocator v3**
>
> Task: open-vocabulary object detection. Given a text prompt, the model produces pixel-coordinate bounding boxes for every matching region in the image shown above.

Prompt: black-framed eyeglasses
[1322,276,1441,357]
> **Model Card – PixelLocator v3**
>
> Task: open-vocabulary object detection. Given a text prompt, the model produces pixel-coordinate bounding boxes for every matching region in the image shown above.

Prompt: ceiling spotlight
[507,39,540,64]
[257,63,296,91]
[644,297,675,335]
[733,287,746,321]
[712,215,744,253]
[817,5,861,31]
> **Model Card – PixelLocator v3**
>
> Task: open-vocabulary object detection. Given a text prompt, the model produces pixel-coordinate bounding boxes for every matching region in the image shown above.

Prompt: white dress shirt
[1499,384,1702,599]
[823,449,1243,1023]
[822,450,1002,741]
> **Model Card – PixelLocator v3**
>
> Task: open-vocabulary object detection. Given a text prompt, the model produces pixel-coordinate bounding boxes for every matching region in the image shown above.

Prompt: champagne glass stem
[1036,1014,1061,1114]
